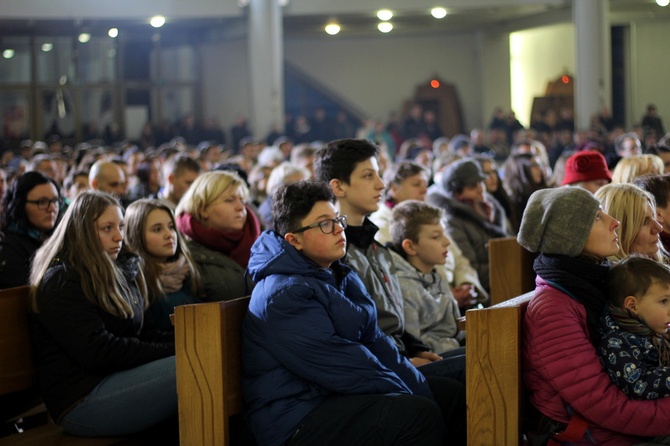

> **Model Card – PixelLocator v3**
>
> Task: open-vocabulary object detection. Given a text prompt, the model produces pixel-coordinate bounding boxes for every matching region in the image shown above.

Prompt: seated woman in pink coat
[518,187,670,445]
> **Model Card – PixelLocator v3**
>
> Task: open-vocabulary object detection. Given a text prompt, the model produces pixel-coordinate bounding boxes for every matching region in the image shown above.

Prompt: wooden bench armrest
[174,296,250,446]
[465,291,532,445]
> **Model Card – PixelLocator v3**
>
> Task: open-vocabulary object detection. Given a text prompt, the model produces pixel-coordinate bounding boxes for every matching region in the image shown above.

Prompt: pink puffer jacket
[523,278,670,445]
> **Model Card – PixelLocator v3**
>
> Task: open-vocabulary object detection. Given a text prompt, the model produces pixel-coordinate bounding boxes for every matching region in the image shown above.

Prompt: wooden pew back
[466,291,533,446]
[488,237,535,306]
[0,286,36,397]
[174,296,250,446]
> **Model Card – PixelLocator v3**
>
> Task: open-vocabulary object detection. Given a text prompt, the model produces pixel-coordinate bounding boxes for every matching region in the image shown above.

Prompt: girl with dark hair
[0,171,61,288]
[29,191,176,437]
[502,152,549,232]
[124,199,201,330]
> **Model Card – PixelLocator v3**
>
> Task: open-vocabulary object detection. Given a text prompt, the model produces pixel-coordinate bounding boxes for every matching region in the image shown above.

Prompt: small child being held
[389,200,465,354]
[600,255,670,400]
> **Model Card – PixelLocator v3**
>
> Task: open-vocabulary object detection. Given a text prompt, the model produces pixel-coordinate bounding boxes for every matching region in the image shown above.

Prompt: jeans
[288,393,443,446]
[419,346,466,384]
[60,356,177,437]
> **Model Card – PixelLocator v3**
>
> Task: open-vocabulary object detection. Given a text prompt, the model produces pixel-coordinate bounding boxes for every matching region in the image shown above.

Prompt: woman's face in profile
[202,187,247,233]
[630,203,662,257]
[582,209,620,258]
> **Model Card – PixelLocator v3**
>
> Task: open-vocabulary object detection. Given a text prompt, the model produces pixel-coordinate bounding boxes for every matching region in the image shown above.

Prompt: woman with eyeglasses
[175,170,260,301]
[0,171,62,289]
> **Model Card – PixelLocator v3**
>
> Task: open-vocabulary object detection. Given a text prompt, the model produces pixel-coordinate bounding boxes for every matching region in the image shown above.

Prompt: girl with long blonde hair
[29,191,176,437]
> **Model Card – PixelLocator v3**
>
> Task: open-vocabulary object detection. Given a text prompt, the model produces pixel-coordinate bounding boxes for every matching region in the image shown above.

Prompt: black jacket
[0,230,42,289]
[30,254,174,422]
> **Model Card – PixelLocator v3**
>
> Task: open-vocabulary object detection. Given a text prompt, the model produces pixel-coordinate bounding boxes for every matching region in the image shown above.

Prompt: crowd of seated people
[2,100,670,444]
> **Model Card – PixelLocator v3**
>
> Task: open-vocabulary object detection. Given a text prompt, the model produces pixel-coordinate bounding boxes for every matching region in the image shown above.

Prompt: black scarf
[533,253,610,345]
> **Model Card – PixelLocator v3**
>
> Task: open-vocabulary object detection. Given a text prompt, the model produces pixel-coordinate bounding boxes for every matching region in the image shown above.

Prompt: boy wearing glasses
[243,180,445,446]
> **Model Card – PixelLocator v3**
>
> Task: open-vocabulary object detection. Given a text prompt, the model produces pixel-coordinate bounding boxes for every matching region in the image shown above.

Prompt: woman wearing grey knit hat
[518,187,670,443]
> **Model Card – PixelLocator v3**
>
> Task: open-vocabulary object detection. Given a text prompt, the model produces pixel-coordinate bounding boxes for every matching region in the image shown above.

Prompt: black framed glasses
[25,197,60,210]
[292,215,347,234]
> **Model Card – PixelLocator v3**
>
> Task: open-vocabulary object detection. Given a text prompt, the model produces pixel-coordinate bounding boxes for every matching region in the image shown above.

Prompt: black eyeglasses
[26,197,60,210]
[292,215,347,234]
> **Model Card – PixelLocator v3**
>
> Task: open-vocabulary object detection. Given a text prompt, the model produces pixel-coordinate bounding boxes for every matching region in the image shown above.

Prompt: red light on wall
[430,79,440,88]
[561,75,570,84]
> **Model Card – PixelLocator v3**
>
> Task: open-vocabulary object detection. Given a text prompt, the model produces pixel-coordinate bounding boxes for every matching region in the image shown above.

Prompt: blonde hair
[594,183,662,262]
[611,154,664,184]
[124,199,201,304]
[30,191,147,317]
[175,170,249,222]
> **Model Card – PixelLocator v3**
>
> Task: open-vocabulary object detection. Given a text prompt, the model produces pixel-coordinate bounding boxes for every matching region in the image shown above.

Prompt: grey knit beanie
[517,187,600,257]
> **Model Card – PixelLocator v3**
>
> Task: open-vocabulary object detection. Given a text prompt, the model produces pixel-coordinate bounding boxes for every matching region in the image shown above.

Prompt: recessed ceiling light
[325,23,341,35]
[377,9,393,21]
[378,22,393,33]
[108,28,119,38]
[2,49,15,59]
[150,15,166,28]
[431,7,448,19]
[78,33,91,43]
[41,43,53,52]
[657,0,669,6]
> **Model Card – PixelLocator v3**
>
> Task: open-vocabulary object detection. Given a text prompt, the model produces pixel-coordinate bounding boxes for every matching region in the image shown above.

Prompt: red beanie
[562,150,612,186]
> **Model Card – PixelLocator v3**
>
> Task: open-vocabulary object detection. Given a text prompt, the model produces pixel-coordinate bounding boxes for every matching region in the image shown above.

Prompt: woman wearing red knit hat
[562,150,612,194]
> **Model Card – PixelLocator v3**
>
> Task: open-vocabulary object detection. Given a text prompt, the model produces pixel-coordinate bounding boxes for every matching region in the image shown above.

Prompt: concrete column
[573,0,610,130]
[248,0,284,139]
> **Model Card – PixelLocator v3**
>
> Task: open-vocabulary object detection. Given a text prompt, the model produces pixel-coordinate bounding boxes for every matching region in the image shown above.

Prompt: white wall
[510,23,575,128]
[202,32,487,136]
[628,20,670,129]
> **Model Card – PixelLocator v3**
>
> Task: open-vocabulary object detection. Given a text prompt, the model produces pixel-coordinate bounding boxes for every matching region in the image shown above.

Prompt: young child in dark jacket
[242,180,447,446]
[600,255,670,400]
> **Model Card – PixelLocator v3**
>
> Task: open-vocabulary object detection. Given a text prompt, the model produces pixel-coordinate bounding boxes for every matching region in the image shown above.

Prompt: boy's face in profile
[404,223,451,273]
[285,201,347,269]
[338,157,384,216]
[626,281,670,335]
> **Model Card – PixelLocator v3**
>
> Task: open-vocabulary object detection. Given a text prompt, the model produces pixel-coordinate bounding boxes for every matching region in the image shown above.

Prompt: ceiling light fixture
[108,28,119,38]
[41,43,53,52]
[2,49,15,59]
[150,15,166,28]
[78,33,91,43]
[378,22,393,33]
[431,7,448,19]
[325,23,341,35]
[377,9,393,21]
[657,0,669,6]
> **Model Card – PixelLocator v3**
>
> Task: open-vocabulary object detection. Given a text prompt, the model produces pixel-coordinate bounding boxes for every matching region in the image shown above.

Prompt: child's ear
[284,233,303,251]
[623,295,638,314]
[401,238,417,257]
[329,179,346,198]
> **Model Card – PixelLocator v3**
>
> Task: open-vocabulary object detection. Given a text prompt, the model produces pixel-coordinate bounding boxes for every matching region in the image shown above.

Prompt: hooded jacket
[390,249,463,354]
[243,230,432,446]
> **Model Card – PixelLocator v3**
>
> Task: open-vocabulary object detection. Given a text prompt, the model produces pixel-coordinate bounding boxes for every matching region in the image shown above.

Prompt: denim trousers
[60,356,177,437]
[288,393,444,446]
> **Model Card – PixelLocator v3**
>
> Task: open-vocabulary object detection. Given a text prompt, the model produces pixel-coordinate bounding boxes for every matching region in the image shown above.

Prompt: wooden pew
[488,237,535,306]
[0,286,149,446]
[174,296,250,446]
[466,291,533,446]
